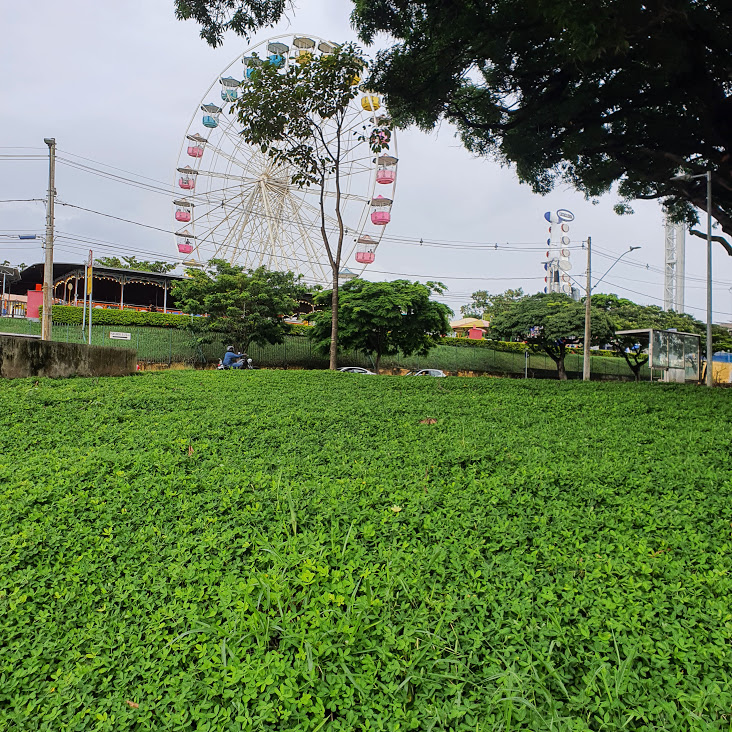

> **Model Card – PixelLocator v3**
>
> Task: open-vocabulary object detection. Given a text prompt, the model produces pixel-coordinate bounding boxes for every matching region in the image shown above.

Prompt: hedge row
[46,306,317,333]
[45,305,195,328]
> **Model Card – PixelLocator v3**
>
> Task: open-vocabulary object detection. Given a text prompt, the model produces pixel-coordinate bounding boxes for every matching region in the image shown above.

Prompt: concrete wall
[0,334,136,378]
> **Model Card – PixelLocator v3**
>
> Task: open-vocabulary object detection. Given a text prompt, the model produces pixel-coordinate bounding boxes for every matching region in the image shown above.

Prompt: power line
[56,202,176,235]
[602,278,732,319]
[52,154,576,251]
[57,149,175,189]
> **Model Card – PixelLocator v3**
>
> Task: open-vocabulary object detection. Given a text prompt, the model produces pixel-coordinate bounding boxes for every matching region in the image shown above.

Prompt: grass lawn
[1,371,730,730]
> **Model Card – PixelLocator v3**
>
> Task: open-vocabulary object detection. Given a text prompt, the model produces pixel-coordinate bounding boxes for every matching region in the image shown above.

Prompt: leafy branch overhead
[177,0,732,240]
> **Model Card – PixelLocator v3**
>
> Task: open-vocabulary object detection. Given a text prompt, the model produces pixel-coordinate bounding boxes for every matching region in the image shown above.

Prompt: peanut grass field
[1,371,731,731]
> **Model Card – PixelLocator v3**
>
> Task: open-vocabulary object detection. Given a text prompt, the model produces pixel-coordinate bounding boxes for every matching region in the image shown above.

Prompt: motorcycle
[217,356,254,370]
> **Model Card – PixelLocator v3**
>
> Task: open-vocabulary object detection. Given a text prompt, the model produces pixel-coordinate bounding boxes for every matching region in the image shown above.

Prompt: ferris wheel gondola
[173,33,398,285]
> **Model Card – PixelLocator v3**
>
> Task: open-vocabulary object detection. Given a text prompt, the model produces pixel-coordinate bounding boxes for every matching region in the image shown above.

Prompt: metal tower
[663,220,685,312]
[543,209,574,296]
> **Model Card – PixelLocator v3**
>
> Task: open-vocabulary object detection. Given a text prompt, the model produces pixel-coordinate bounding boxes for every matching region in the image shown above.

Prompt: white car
[408,369,447,377]
[337,366,377,375]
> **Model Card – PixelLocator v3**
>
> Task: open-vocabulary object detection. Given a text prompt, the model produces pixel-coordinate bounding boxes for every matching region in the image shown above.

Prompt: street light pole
[42,138,56,341]
[583,236,592,381]
[670,170,714,386]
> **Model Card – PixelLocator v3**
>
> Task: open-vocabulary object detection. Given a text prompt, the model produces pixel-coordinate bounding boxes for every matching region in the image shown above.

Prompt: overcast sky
[2,0,731,321]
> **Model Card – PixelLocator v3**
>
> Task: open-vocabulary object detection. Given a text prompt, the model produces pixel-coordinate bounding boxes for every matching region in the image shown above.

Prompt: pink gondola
[376,154,397,184]
[174,199,193,223]
[176,228,195,255]
[356,234,376,264]
[179,177,195,190]
[186,133,207,159]
[355,250,375,264]
[370,194,392,226]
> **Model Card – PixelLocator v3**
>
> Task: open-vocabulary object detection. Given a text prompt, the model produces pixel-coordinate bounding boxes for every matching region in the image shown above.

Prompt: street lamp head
[629,246,642,252]
[43,138,55,146]
[670,171,709,182]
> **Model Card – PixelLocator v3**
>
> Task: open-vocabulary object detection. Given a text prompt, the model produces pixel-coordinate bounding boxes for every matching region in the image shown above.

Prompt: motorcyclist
[222,345,247,369]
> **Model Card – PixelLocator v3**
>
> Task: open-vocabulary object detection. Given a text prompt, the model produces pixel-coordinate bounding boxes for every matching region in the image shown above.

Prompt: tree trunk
[620,350,646,382]
[374,351,381,374]
[556,343,568,380]
[541,343,567,380]
[329,270,338,370]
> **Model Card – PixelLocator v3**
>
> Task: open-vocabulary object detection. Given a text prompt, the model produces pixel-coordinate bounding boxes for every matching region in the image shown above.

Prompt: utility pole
[582,236,592,381]
[705,171,713,387]
[42,138,56,341]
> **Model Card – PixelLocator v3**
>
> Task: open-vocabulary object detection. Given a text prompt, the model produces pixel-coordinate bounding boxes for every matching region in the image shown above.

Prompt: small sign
[109,331,132,341]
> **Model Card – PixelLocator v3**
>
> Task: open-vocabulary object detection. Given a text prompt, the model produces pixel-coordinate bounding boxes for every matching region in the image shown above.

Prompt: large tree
[235,45,387,370]
[176,0,732,239]
[593,293,732,379]
[491,292,613,380]
[171,259,307,353]
[308,279,451,373]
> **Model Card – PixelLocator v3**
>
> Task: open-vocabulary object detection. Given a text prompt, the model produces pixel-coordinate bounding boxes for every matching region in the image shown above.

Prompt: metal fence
[0,317,645,379]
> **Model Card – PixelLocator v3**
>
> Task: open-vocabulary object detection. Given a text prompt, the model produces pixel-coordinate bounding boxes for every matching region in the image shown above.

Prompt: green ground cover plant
[1,372,730,730]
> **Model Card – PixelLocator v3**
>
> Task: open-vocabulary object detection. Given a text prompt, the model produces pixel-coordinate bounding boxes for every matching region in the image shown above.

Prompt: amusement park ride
[173,34,398,286]
[543,208,579,299]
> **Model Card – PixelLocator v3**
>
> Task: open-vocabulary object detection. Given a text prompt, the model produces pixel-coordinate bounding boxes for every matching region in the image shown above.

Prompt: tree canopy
[355,0,732,239]
[176,0,732,239]
[490,292,614,379]
[309,279,452,373]
[174,0,285,47]
[95,256,177,273]
[592,293,732,355]
[460,288,524,320]
[170,260,307,352]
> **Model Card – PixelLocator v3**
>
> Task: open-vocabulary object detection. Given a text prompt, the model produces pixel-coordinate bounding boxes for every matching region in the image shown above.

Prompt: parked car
[407,369,447,377]
[337,366,377,375]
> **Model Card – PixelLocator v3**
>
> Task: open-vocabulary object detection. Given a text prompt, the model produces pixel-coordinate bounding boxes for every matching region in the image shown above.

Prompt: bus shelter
[616,328,701,383]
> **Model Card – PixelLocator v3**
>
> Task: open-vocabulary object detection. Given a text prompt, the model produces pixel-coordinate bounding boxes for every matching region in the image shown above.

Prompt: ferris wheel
[173,33,398,286]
